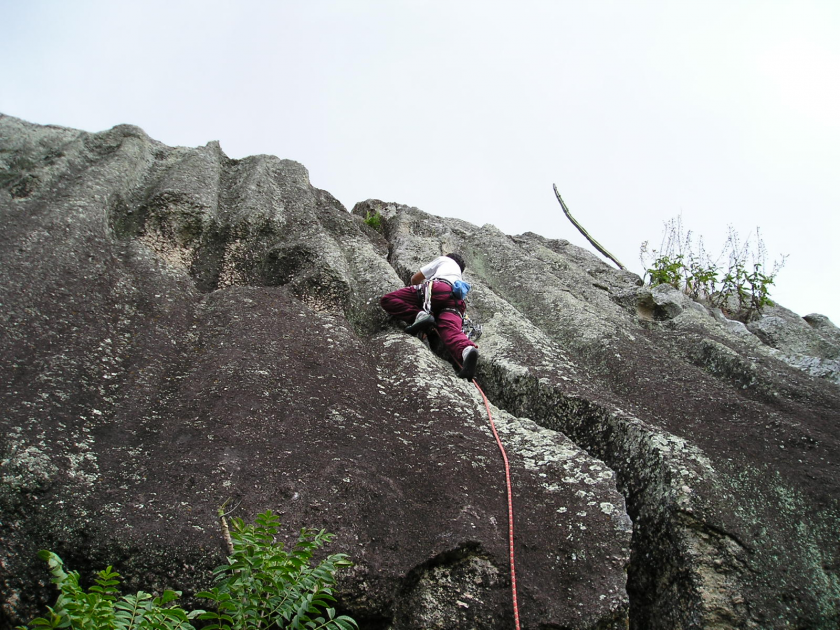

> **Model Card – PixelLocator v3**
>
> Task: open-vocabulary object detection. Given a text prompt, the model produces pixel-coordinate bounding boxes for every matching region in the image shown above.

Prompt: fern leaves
[19,511,357,630]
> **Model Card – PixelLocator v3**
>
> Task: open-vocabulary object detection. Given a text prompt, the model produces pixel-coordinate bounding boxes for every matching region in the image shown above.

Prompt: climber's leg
[380,286,422,323]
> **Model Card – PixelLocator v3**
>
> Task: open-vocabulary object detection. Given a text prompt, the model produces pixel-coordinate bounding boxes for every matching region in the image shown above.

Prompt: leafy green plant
[18,511,357,630]
[640,216,785,320]
[17,551,202,629]
[645,253,684,288]
[684,258,719,301]
[719,261,776,315]
[744,263,775,312]
[363,210,382,231]
[198,510,357,630]
[708,226,783,319]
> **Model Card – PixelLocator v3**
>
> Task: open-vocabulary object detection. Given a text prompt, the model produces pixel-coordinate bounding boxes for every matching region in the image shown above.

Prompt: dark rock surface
[2,114,839,629]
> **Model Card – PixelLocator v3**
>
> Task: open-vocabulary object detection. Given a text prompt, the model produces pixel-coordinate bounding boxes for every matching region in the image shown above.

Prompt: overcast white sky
[2,1,838,323]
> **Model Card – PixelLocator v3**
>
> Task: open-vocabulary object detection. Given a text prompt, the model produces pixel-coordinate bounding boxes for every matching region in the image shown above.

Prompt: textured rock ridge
[355,203,840,629]
[2,115,839,629]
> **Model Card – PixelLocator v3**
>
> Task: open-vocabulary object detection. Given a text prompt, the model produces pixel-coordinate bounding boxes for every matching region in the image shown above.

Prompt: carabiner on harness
[462,317,483,342]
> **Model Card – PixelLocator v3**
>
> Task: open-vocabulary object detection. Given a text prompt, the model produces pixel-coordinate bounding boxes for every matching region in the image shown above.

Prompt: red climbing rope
[472,378,522,630]
[422,327,521,628]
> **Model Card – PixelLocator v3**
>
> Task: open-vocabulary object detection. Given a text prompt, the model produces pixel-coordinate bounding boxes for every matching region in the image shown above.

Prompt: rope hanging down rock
[443,339,521,630]
[473,377,521,630]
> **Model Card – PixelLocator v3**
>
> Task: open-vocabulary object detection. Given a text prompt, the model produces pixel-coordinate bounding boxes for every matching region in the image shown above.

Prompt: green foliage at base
[18,551,202,630]
[198,510,357,630]
[18,511,358,630]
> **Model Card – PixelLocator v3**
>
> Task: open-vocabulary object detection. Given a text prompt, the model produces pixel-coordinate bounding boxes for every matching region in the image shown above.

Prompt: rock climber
[380,252,479,380]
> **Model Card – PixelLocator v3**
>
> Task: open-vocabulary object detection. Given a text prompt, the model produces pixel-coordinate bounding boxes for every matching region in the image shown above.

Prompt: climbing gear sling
[418,278,470,313]
[416,279,480,341]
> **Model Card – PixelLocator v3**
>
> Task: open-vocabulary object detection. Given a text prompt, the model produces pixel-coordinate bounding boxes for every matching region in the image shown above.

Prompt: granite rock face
[0,115,629,630]
[361,200,840,629]
[2,115,839,629]
[744,305,840,384]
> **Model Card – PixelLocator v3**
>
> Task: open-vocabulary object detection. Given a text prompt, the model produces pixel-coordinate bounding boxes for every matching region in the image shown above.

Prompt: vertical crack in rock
[473,364,744,628]
[361,331,633,629]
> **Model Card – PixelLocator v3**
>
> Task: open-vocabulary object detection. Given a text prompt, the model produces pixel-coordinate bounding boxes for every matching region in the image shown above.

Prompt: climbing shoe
[405,311,435,334]
[458,346,479,380]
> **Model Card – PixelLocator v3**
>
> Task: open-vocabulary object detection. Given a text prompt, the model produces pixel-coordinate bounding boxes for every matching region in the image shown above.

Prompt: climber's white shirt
[420,256,463,286]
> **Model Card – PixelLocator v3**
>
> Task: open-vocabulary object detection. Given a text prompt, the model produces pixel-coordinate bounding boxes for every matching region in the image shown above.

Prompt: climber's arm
[410,271,425,285]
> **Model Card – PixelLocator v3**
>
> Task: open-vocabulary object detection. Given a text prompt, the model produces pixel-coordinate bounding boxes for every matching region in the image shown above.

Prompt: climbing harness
[417,279,481,342]
[418,278,448,313]
[418,278,471,313]
[420,279,434,314]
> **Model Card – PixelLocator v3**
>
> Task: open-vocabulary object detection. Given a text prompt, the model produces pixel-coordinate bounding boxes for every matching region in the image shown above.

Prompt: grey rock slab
[1,115,631,630]
[3,114,839,629]
[745,306,840,384]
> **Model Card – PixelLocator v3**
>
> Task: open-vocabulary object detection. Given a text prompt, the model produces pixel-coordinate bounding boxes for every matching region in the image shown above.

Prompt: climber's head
[446,252,465,272]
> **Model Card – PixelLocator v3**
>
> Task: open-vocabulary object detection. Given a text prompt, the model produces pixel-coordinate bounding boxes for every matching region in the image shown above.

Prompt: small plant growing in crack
[363,210,383,231]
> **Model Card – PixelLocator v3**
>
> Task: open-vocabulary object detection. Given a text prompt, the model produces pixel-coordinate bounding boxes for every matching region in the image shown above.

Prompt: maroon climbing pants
[380,281,476,360]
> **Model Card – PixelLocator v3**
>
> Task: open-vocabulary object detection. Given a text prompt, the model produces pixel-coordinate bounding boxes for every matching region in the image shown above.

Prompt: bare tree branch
[218,498,236,556]
[553,184,626,270]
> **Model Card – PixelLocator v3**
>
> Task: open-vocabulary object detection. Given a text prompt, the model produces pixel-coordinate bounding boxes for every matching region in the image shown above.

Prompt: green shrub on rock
[363,210,382,231]
[198,510,357,630]
[640,216,786,320]
[17,551,202,630]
